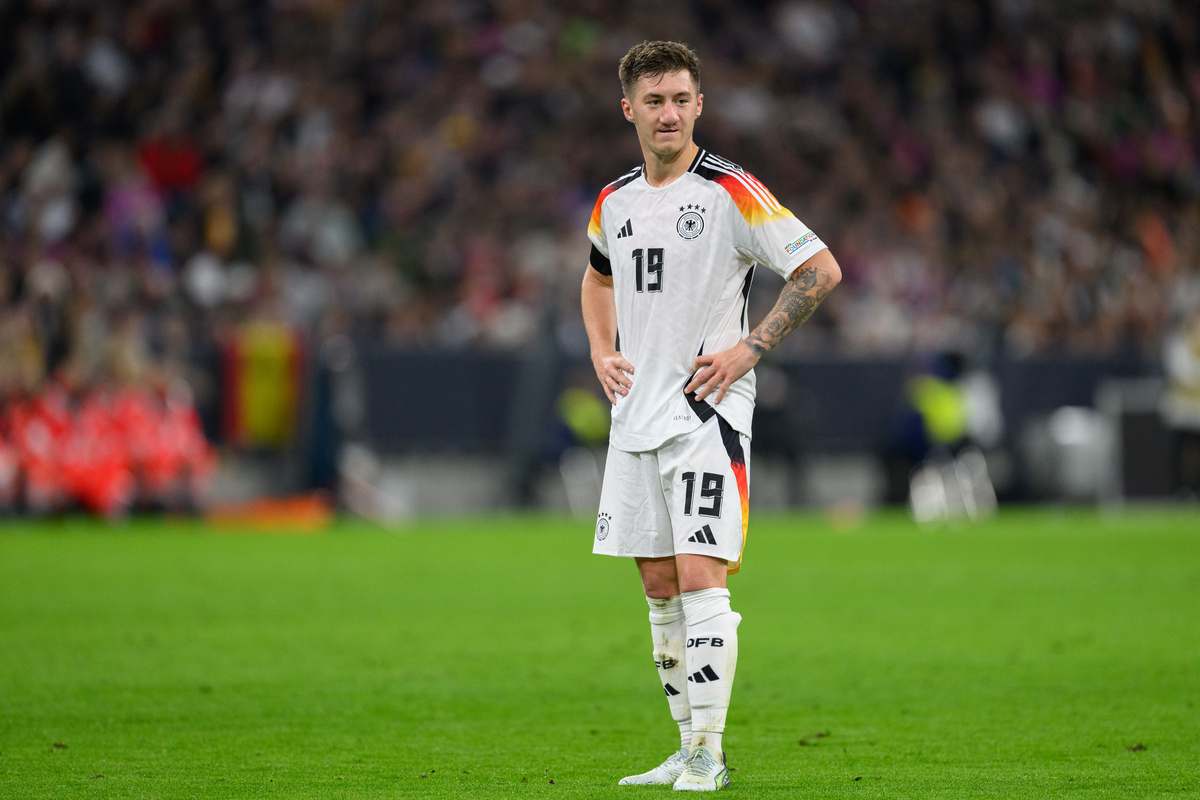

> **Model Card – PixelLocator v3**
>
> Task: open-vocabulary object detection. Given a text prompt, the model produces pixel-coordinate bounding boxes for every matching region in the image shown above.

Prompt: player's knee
[643,575,681,599]
[638,558,680,598]
[676,554,728,594]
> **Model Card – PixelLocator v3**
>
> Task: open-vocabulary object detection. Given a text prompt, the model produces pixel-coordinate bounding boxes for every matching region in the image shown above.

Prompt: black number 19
[682,471,724,517]
[632,248,664,293]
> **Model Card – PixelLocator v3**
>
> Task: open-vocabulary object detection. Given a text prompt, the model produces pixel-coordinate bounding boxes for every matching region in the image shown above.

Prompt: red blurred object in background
[0,378,214,517]
[138,134,203,194]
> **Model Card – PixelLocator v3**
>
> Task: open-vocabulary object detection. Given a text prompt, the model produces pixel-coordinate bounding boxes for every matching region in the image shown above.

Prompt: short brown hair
[618,41,702,99]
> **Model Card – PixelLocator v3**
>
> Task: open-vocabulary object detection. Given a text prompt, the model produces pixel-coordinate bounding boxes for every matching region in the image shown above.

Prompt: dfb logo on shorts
[595,512,611,540]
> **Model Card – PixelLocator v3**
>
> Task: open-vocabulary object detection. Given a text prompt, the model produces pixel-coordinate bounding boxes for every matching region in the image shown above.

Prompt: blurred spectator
[1,1,1200,513]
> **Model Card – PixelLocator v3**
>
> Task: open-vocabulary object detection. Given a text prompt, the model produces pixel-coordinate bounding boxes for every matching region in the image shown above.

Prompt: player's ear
[621,96,634,122]
[695,93,703,117]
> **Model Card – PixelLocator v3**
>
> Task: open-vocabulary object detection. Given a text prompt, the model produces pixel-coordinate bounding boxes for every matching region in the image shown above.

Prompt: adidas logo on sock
[687,665,720,683]
[687,525,717,545]
[615,219,633,238]
[663,683,681,696]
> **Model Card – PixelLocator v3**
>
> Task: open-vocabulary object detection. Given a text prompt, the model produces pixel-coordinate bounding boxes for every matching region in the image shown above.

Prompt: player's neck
[642,140,698,188]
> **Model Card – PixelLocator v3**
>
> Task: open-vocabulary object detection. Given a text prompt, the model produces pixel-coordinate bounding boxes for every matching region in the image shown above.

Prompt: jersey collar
[639,146,706,192]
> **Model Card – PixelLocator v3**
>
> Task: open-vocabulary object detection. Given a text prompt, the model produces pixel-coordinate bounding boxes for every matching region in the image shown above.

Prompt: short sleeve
[587,190,610,259]
[746,208,827,280]
[586,167,643,275]
[721,170,827,280]
[589,244,612,275]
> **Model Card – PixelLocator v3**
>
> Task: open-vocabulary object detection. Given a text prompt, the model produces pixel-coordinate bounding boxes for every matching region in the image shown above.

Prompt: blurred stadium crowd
[2,0,1200,512]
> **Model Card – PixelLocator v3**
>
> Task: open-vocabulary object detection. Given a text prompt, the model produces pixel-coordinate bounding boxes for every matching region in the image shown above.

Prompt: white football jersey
[588,148,828,452]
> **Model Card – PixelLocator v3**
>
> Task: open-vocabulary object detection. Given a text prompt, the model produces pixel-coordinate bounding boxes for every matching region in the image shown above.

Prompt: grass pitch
[1,509,1198,799]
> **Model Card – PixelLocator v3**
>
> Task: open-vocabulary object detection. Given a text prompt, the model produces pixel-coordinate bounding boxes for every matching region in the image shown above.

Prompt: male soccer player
[581,41,841,791]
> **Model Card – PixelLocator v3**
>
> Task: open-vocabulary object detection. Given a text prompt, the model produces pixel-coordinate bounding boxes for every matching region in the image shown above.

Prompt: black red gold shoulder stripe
[693,152,789,226]
[588,165,644,238]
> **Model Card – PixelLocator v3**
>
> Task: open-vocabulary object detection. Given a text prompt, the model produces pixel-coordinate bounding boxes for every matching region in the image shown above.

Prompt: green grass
[1,508,1198,799]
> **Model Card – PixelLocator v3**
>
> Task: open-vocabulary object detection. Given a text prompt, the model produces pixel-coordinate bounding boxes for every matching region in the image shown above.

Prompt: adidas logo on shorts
[687,525,717,545]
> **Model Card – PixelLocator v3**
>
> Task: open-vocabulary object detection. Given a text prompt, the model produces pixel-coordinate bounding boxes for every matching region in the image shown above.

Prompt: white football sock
[681,588,741,756]
[647,595,692,750]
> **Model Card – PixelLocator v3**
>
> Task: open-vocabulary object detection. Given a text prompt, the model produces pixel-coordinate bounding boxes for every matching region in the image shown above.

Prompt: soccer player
[581,41,841,791]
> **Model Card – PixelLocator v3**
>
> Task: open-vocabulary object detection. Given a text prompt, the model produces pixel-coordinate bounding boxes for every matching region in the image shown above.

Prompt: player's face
[622,70,703,160]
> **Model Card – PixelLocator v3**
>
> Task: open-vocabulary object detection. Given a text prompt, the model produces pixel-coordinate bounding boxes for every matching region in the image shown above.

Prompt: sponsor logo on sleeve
[784,231,817,255]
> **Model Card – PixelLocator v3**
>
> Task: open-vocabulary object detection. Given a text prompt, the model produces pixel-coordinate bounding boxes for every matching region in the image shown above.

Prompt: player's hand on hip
[686,341,760,405]
[593,351,635,404]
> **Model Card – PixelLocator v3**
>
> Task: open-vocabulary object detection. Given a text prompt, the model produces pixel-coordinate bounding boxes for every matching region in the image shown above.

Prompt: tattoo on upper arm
[744,265,836,356]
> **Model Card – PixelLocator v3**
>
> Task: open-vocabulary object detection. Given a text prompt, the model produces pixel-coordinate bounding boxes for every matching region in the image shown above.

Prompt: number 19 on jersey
[632,248,663,293]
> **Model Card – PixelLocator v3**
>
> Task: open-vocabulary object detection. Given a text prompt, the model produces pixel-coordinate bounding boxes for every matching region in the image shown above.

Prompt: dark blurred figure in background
[2,0,1199,514]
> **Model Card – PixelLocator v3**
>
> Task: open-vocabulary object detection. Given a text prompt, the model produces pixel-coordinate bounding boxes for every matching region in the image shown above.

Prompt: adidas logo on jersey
[615,219,633,238]
[687,525,717,545]
[688,665,721,683]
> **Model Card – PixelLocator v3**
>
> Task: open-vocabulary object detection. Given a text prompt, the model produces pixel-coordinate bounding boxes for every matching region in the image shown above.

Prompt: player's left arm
[686,249,841,404]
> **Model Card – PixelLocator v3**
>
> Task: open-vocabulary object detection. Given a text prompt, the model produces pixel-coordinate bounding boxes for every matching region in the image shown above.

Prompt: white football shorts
[593,413,750,574]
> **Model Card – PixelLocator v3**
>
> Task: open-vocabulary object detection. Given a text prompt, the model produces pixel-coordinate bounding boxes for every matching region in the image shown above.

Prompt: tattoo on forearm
[744,265,835,356]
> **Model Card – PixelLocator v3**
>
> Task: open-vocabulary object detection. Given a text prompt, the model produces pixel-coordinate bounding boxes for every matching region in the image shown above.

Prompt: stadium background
[2,0,1199,518]
[2,3,1200,798]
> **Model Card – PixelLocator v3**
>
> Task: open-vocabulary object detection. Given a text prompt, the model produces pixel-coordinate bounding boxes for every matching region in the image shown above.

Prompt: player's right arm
[581,264,634,404]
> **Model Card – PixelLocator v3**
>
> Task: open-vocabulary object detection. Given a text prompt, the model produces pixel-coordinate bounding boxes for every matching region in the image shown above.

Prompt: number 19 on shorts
[682,471,724,518]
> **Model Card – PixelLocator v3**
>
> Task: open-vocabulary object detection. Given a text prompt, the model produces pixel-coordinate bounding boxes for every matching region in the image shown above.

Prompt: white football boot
[618,747,689,785]
[672,748,730,791]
